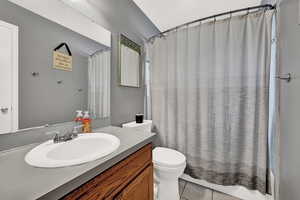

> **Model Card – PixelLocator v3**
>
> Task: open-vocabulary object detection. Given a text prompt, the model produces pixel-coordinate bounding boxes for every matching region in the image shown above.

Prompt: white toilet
[122,120,186,200]
[153,147,186,200]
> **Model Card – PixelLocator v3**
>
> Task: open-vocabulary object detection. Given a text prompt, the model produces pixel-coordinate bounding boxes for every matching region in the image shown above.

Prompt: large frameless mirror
[0,0,111,133]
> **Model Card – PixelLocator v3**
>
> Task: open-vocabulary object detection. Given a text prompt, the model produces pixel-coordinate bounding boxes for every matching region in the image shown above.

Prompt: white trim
[0,20,19,133]
[11,24,19,133]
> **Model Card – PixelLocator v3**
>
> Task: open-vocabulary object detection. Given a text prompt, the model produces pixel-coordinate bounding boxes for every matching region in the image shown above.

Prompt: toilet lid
[153,147,186,168]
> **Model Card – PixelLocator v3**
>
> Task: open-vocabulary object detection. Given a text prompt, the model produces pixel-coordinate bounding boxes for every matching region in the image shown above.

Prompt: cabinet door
[115,165,153,200]
[62,144,152,200]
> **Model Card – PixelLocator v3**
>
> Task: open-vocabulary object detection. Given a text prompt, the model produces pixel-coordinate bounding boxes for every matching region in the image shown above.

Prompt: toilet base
[155,179,180,200]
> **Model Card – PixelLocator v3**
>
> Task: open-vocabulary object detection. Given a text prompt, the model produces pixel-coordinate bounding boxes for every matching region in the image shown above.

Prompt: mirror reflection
[0,1,111,132]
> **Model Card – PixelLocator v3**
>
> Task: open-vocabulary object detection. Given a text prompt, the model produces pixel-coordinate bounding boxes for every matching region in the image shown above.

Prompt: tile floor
[179,179,241,200]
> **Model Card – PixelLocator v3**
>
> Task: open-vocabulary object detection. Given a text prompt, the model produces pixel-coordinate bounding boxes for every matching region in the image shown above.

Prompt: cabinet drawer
[62,144,152,200]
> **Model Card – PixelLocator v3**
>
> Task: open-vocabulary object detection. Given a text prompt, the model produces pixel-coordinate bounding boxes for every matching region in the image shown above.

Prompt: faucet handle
[72,125,83,134]
[53,133,60,143]
[68,125,83,140]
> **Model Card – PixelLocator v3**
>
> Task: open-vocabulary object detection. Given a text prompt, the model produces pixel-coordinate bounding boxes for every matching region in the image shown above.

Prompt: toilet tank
[122,120,152,133]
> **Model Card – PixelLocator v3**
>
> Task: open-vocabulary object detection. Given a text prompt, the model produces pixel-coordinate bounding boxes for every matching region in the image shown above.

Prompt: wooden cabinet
[62,144,153,200]
[114,165,153,200]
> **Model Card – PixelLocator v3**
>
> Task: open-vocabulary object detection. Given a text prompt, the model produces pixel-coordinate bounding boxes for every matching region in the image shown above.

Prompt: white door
[0,21,18,134]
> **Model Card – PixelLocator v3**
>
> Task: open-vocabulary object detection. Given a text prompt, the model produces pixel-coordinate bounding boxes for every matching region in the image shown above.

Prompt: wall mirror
[119,34,141,88]
[0,0,111,134]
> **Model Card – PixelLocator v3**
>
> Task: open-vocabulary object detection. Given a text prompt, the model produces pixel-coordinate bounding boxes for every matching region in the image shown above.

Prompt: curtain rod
[148,4,276,41]
[90,47,111,57]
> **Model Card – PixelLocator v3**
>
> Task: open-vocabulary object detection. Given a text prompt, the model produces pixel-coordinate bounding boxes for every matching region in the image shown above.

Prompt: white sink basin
[25,133,120,168]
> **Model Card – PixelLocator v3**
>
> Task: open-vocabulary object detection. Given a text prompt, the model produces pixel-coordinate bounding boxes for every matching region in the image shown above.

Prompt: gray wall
[85,0,160,126]
[0,1,106,129]
[279,0,300,199]
[0,0,159,150]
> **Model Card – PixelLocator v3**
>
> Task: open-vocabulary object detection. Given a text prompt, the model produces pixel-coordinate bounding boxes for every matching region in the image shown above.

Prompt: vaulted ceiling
[132,0,264,32]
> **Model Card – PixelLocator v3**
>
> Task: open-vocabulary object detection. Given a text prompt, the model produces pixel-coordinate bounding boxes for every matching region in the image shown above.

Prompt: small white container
[122,120,152,133]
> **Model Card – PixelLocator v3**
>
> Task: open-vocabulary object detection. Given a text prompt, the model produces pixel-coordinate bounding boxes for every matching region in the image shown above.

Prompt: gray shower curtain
[147,10,274,194]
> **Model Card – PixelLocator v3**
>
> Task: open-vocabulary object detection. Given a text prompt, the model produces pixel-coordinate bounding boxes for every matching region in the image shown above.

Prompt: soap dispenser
[74,110,83,132]
[82,111,92,133]
[75,110,83,125]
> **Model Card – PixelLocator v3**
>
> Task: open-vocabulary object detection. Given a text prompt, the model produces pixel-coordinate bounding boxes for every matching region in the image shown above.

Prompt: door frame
[0,20,19,133]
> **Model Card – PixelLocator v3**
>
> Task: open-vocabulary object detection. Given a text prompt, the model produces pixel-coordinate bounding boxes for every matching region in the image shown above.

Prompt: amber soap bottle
[83,111,92,133]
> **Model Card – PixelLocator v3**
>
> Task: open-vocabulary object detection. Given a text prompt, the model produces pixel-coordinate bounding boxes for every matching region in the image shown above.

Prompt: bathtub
[181,173,274,200]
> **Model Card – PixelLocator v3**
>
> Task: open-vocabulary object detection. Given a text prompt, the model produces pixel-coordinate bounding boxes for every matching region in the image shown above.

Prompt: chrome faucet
[53,125,83,143]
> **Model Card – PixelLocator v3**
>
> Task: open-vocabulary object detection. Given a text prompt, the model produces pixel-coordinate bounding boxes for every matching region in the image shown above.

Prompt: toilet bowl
[153,147,186,200]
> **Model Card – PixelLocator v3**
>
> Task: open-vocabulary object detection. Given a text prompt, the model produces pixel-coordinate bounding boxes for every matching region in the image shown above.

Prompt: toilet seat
[153,147,186,168]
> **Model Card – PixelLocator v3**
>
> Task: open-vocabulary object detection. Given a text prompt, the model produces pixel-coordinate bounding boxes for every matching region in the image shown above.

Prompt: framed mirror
[119,34,141,88]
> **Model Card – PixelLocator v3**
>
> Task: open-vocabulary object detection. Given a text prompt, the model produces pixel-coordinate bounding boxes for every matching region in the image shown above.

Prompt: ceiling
[133,0,263,32]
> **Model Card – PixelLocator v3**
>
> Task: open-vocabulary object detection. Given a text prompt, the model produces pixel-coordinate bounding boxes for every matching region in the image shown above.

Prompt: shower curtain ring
[247,8,250,15]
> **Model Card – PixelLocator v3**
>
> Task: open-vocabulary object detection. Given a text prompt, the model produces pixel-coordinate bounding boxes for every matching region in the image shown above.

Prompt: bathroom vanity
[62,144,153,200]
[0,127,155,200]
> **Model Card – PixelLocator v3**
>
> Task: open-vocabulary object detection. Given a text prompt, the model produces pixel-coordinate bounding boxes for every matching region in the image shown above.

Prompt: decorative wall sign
[53,43,73,71]
[53,51,72,71]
